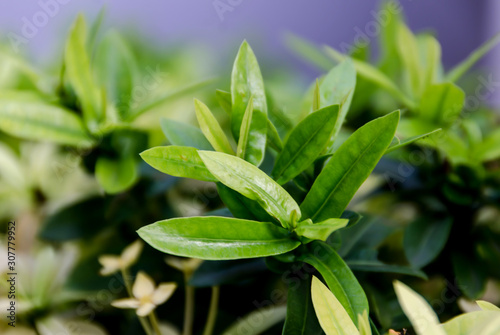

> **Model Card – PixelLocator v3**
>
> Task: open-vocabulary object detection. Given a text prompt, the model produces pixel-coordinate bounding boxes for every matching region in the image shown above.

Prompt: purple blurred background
[1,0,499,105]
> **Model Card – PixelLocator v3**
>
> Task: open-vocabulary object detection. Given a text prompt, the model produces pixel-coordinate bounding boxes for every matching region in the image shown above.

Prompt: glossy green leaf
[393,281,446,335]
[320,59,356,145]
[419,83,465,125]
[0,98,93,147]
[282,275,324,335]
[199,151,301,228]
[140,146,217,182]
[385,129,441,154]
[231,41,267,165]
[296,218,348,242]
[95,156,137,194]
[160,118,213,150]
[299,241,369,324]
[194,99,234,154]
[272,105,339,185]
[446,31,500,82]
[404,217,453,268]
[397,22,422,97]
[64,15,103,130]
[311,276,360,335]
[324,46,415,109]
[94,31,136,119]
[301,111,399,222]
[137,216,300,260]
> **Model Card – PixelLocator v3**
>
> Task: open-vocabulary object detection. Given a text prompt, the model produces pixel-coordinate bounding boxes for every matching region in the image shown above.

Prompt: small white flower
[111,272,177,317]
[98,240,143,276]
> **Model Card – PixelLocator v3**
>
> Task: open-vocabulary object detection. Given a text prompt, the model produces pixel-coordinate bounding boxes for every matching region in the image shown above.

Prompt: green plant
[138,40,436,333]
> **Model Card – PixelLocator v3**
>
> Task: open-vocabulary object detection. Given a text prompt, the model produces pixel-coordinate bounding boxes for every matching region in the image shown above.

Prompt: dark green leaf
[452,252,487,299]
[137,216,300,260]
[282,274,324,335]
[298,241,369,325]
[404,217,453,268]
[272,105,339,185]
[346,260,428,279]
[189,259,267,287]
[301,111,400,222]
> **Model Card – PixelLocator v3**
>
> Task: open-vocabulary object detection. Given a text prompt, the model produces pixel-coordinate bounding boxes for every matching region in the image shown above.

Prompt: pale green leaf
[477,301,500,312]
[194,99,234,154]
[64,15,103,130]
[140,146,217,182]
[0,98,93,147]
[222,305,287,335]
[393,281,445,335]
[296,218,348,242]
[311,276,360,335]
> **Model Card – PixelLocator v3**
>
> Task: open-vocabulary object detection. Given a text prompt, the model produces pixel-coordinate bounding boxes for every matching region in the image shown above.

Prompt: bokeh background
[0,0,499,104]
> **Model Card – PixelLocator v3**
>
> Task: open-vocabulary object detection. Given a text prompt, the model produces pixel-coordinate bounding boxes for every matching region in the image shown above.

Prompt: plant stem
[202,286,220,335]
[150,311,163,335]
[121,269,154,335]
[183,273,195,335]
